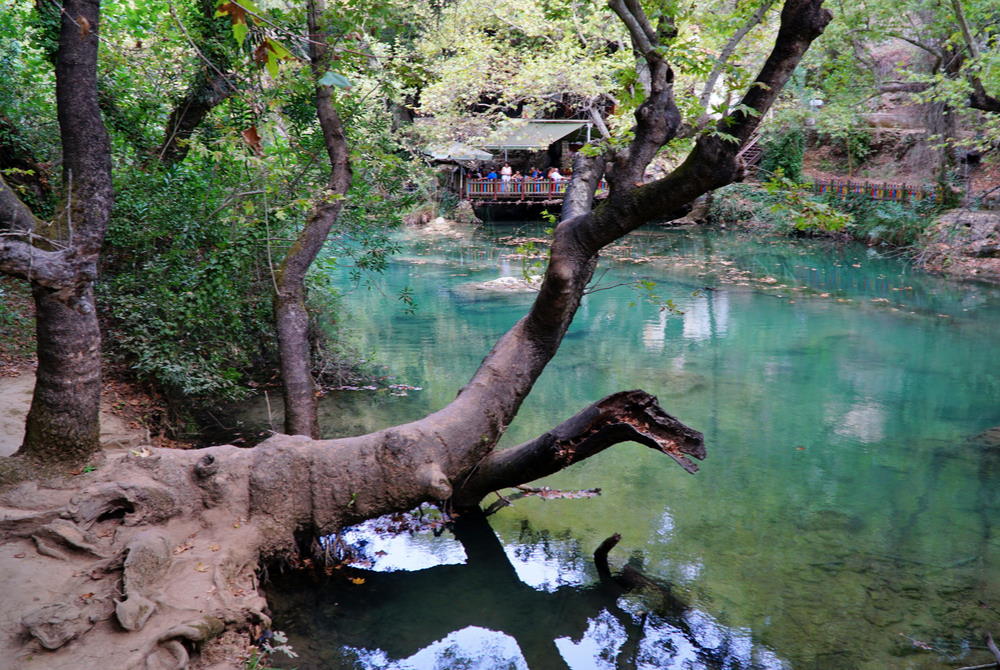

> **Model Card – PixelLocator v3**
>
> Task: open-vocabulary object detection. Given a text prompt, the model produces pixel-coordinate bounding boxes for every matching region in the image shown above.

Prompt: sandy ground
[0,371,148,457]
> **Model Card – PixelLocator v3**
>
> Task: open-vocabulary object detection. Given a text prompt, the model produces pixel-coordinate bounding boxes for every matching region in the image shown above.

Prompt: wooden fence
[807,179,1000,210]
[809,179,941,203]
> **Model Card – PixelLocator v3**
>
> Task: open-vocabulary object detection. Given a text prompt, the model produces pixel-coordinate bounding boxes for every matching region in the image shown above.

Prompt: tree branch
[0,240,80,288]
[698,0,778,117]
[158,0,238,164]
[452,390,704,507]
[607,0,682,192]
[878,81,932,94]
[0,176,43,233]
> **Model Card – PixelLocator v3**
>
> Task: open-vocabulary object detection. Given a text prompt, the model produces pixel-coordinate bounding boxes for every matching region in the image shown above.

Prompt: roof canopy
[424,142,493,162]
[483,120,588,150]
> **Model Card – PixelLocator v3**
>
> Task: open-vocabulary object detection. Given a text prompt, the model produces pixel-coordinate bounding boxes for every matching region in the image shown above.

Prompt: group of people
[474,163,568,183]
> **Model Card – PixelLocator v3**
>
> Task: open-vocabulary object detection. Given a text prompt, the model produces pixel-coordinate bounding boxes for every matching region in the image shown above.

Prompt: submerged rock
[455,275,541,294]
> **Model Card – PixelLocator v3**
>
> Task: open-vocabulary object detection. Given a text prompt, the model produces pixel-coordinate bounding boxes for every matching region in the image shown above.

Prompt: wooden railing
[809,179,942,203]
[465,178,608,200]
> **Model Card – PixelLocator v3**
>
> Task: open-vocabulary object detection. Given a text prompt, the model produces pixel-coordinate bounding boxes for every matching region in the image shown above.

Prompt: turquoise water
[262,224,1000,669]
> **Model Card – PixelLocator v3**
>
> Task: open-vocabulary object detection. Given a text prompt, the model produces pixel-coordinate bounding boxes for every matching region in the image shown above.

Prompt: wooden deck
[465,178,608,203]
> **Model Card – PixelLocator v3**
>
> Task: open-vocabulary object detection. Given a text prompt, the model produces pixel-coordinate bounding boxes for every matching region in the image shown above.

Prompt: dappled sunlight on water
[258,224,1000,669]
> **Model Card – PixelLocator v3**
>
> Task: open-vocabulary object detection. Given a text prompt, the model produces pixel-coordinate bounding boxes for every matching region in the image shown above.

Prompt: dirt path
[0,371,148,457]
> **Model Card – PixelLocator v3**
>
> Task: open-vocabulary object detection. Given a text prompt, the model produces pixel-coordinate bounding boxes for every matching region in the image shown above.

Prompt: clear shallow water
[261,224,1000,670]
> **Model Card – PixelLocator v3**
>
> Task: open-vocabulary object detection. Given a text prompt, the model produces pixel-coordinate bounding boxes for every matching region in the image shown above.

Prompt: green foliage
[101,163,275,401]
[631,279,684,315]
[514,240,546,280]
[822,192,941,247]
[0,1,58,161]
[760,128,805,182]
[707,182,787,227]
[763,171,852,233]
[244,629,298,670]
[709,178,940,249]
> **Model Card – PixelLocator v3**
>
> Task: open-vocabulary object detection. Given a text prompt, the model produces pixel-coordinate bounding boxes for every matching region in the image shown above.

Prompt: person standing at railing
[500,162,513,192]
[484,168,498,194]
[529,166,542,179]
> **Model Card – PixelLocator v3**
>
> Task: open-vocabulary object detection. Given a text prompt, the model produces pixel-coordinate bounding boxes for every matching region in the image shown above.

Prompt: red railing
[466,178,608,200]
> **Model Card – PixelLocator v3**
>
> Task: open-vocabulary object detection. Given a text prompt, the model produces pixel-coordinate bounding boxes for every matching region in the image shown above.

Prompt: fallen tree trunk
[0,391,699,668]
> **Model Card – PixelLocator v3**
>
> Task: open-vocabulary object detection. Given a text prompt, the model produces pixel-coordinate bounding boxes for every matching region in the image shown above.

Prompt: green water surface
[262,224,1000,670]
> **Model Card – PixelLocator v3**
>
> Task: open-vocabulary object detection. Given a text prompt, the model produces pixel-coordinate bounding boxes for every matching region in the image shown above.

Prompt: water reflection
[267,513,789,669]
[249,224,1000,669]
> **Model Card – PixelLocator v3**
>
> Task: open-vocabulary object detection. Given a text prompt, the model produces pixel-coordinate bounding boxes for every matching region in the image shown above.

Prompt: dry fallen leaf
[173,542,194,555]
[349,577,366,585]
[194,562,209,573]
[209,544,221,552]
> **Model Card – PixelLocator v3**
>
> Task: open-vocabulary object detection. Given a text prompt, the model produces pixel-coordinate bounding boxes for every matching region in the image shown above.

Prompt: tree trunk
[20,286,102,462]
[1,0,112,462]
[155,0,237,164]
[274,0,352,438]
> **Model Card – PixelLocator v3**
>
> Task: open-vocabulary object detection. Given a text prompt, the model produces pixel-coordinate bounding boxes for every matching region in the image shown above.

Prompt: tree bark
[1,0,112,462]
[22,285,102,462]
[273,0,352,438]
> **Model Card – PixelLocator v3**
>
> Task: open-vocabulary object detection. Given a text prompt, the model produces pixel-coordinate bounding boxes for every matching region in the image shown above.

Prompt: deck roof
[482,120,588,150]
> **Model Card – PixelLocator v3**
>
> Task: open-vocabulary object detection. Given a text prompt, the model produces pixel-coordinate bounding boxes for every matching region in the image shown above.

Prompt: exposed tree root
[0,390,700,668]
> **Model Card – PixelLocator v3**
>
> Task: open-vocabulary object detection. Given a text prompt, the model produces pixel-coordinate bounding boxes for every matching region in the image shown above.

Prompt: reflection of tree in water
[266,512,785,669]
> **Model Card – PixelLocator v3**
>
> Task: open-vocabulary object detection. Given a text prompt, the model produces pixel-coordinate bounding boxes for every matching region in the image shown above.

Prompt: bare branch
[698,0,778,120]
[608,0,658,58]
[878,81,933,94]
[606,0,682,192]
[452,390,704,507]
[0,240,79,287]
[0,176,42,233]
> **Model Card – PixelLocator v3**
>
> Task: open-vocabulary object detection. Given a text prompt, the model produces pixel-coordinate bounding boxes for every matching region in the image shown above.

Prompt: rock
[455,275,542,294]
[452,199,482,224]
[919,209,1000,282]
[22,602,96,650]
[403,205,435,226]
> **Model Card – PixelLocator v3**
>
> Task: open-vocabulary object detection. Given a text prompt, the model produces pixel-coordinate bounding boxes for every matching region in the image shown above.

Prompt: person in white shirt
[500,163,513,191]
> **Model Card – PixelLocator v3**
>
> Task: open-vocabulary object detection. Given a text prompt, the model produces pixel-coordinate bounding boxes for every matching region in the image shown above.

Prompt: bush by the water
[708,182,940,248]
[827,192,940,247]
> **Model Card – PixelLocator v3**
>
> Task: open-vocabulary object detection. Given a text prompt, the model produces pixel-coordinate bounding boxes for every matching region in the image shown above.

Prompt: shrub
[760,129,805,182]
[100,163,275,402]
[824,192,940,247]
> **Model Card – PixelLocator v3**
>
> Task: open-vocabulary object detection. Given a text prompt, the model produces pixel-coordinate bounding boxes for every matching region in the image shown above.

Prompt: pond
[258,222,1000,670]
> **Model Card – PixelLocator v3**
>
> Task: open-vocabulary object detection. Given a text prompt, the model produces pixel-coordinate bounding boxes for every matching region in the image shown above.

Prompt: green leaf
[267,38,293,60]
[232,20,248,47]
[318,71,352,89]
